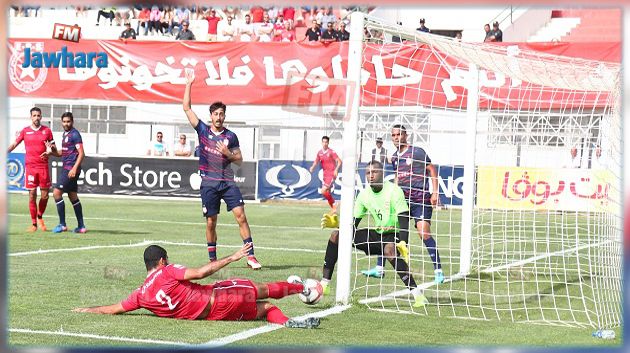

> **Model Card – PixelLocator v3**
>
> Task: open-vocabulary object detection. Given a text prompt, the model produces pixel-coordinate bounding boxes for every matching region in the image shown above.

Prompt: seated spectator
[272,15,285,41]
[119,22,137,42]
[115,6,131,26]
[256,13,274,42]
[176,20,196,40]
[416,18,430,33]
[173,135,192,157]
[303,20,321,42]
[148,6,164,35]
[174,6,191,33]
[483,23,492,42]
[455,31,462,41]
[75,5,87,17]
[337,22,350,41]
[275,21,295,42]
[161,7,174,35]
[238,14,255,41]
[219,16,237,41]
[147,132,169,157]
[491,21,503,42]
[136,6,150,35]
[321,22,337,43]
[320,7,337,33]
[268,6,280,23]
[96,7,116,26]
[206,8,221,41]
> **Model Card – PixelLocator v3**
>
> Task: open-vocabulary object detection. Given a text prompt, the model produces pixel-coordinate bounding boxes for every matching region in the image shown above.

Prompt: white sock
[376,265,384,273]
[320,278,330,286]
[435,269,443,274]
[411,287,424,299]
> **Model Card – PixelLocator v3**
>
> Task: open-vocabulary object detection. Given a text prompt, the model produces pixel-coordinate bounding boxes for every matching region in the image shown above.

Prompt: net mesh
[347,14,622,329]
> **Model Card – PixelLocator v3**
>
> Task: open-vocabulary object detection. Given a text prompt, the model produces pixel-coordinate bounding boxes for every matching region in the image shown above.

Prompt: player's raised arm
[183,243,251,280]
[183,69,200,129]
[73,303,128,315]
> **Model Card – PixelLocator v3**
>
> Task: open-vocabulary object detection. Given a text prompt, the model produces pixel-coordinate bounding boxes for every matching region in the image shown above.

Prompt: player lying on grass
[319,160,429,307]
[73,243,320,328]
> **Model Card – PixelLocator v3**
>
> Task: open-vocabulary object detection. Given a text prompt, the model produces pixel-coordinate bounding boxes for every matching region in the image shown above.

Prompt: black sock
[71,199,84,228]
[322,240,338,281]
[55,198,65,226]
[387,256,417,289]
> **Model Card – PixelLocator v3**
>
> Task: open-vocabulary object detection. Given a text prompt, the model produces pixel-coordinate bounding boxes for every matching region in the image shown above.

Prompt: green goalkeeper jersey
[353,182,409,234]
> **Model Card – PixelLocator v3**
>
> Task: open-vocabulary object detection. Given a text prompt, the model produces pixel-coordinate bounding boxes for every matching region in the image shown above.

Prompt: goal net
[336,13,622,329]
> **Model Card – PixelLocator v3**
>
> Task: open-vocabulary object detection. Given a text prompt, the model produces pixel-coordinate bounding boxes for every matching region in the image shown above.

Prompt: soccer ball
[299,278,323,305]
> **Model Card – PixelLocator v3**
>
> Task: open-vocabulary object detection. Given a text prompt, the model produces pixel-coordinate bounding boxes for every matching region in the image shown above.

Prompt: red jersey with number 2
[120,264,212,320]
[316,148,338,175]
[15,125,54,169]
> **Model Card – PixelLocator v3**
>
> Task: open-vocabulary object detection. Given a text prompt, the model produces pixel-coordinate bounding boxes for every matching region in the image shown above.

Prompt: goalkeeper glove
[320,213,339,229]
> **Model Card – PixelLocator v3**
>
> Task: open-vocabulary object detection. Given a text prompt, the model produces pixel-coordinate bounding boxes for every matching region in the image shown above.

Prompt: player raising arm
[7,107,56,232]
[309,136,342,214]
[73,243,320,328]
[183,69,261,270]
[319,161,429,307]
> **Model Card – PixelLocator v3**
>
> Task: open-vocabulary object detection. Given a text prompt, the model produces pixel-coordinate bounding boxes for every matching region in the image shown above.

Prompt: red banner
[8,39,618,109]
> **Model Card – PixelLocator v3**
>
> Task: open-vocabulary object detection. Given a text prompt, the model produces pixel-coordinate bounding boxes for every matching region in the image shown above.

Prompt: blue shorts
[56,168,80,193]
[409,201,432,225]
[201,182,244,217]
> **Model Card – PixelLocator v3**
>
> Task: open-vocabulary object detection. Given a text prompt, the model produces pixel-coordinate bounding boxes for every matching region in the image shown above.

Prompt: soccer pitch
[6,193,621,347]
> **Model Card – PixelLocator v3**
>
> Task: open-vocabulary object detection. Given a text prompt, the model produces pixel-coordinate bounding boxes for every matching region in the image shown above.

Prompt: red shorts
[25,166,51,190]
[322,173,335,188]
[207,279,258,321]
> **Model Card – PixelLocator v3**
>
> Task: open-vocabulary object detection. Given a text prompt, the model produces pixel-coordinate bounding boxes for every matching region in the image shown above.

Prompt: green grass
[6,193,622,348]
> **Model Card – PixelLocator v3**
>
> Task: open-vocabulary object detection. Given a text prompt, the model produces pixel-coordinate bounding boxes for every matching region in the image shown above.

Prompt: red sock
[323,191,335,208]
[266,282,304,299]
[28,199,37,224]
[37,198,48,218]
[266,305,289,325]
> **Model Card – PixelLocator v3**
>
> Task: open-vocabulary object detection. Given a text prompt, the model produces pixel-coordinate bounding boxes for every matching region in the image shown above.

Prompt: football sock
[267,282,304,299]
[423,236,442,270]
[323,191,335,208]
[322,239,338,280]
[28,199,37,225]
[55,198,66,225]
[377,256,384,267]
[207,242,217,260]
[266,305,289,325]
[37,198,48,218]
[242,237,255,256]
[387,256,417,289]
[71,199,85,228]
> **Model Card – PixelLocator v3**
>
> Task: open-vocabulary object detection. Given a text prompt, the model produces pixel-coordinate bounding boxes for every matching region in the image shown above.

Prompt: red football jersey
[14,125,54,169]
[120,264,213,320]
[316,148,339,174]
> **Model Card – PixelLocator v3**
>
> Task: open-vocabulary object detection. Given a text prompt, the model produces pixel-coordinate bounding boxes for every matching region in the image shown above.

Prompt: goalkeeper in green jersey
[319,160,429,307]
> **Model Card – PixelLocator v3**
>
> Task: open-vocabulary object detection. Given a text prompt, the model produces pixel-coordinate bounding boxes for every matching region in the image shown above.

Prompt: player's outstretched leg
[254,283,319,328]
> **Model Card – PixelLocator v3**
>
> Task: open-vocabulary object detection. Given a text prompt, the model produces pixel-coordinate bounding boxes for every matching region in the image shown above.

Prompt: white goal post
[335,12,622,329]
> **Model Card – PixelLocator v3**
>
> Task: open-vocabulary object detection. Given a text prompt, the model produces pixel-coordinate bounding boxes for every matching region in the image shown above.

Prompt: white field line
[359,273,467,305]
[9,328,188,346]
[8,213,321,231]
[360,238,617,305]
[201,305,351,347]
[9,240,325,257]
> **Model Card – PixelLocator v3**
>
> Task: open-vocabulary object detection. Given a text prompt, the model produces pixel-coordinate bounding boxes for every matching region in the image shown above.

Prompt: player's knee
[383,243,396,258]
[329,230,339,244]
